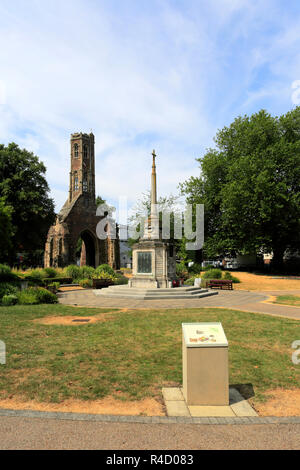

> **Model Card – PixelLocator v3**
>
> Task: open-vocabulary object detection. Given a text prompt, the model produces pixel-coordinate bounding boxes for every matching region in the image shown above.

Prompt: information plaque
[182,322,229,405]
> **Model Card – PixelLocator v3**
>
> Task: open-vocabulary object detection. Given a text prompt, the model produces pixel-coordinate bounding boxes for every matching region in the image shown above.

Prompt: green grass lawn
[274,295,300,307]
[0,304,299,406]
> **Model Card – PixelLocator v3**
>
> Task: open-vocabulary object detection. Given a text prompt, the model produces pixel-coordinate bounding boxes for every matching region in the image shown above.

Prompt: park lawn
[0,304,299,407]
[274,295,300,307]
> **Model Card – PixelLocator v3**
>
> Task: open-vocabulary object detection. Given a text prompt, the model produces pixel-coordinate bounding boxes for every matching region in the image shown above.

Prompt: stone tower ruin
[44,132,120,269]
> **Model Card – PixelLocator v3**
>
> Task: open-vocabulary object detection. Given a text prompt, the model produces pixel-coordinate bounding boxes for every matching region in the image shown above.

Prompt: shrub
[199,279,208,288]
[79,278,93,288]
[17,287,58,305]
[0,264,12,280]
[0,264,20,282]
[201,268,222,280]
[47,282,60,293]
[176,262,188,279]
[93,272,116,281]
[2,294,18,306]
[187,263,202,274]
[201,264,215,271]
[121,267,132,273]
[79,266,95,279]
[114,273,128,285]
[184,276,196,286]
[28,269,46,280]
[223,271,241,283]
[66,264,114,281]
[95,264,115,276]
[34,287,58,304]
[23,273,44,286]
[17,290,39,305]
[42,267,58,278]
[65,265,81,280]
[0,283,19,300]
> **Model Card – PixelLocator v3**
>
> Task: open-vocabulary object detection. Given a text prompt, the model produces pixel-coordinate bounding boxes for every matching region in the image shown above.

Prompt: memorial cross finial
[152,149,156,164]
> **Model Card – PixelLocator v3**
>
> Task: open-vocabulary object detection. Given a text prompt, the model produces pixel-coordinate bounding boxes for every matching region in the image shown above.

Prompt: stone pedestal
[182,322,229,406]
[131,240,176,288]
[130,149,178,288]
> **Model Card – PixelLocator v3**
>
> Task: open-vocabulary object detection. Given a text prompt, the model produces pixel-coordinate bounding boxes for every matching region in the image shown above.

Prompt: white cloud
[0,0,300,214]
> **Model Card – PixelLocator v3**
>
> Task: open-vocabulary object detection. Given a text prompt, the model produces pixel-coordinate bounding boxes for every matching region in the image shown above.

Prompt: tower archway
[78,230,96,267]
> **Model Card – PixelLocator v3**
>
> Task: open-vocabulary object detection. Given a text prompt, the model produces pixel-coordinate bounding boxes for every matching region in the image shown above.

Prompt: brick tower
[44,132,120,269]
[69,132,95,203]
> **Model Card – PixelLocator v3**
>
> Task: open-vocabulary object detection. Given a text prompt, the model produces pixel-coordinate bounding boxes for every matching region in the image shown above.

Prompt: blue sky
[0,0,300,213]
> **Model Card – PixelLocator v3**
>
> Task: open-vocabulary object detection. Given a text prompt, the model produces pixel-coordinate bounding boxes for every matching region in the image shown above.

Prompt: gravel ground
[0,416,299,450]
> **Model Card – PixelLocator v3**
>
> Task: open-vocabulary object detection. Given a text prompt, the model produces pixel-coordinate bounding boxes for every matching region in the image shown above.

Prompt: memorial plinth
[131,150,176,289]
[182,322,229,406]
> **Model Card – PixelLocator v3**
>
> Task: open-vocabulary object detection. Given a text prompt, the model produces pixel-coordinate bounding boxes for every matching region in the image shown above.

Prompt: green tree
[96,195,115,214]
[181,108,300,268]
[0,197,14,261]
[0,143,55,263]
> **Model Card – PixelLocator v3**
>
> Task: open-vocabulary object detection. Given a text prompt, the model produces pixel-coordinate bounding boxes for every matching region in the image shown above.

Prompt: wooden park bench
[207,279,233,290]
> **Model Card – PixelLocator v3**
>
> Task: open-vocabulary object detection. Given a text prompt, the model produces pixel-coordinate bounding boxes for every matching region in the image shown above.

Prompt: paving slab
[165,400,190,417]
[162,387,184,401]
[163,387,258,418]
[188,405,235,417]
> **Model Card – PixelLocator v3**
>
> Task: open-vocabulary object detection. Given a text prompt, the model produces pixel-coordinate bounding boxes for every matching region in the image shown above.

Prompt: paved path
[58,289,300,320]
[0,414,299,449]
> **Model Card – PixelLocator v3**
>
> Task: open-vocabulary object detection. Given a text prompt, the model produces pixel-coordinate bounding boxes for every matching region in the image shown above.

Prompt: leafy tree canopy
[180,108,300,267]
[0,143,55,263]
[0,197,13,261]
[96,195,115,215]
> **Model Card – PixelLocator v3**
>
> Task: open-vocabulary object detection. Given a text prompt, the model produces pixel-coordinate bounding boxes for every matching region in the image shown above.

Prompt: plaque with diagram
[182,322,228,348]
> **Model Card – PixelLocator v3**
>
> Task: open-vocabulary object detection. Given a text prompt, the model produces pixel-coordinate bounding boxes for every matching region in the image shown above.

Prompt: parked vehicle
[224,261,239,270]
[202,260,222,268]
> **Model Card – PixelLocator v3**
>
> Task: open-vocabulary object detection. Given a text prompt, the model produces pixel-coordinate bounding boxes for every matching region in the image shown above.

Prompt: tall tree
[181,108,300,268]
[0,197,13,261]
[0,143,55,263]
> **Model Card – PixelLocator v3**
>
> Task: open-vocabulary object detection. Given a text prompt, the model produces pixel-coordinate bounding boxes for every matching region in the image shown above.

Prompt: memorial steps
[93,286,219,300]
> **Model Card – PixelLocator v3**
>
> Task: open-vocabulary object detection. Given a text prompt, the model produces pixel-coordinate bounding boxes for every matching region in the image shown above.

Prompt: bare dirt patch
[34,315,106,326]
[34,308,130,326]
[233,272,300,291]
[254,389,300,416]
[0,396,165,416]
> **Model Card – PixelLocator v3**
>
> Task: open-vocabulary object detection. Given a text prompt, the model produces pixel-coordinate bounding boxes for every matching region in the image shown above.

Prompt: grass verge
[0,304,299,406]
[274,295,300,307]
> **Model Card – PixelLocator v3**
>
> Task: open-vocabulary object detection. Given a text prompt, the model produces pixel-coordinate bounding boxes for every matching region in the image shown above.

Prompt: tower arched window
[74,144,79,159]
[74,172,79,191]
[83,175,88,192]
[83,145,88,159]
